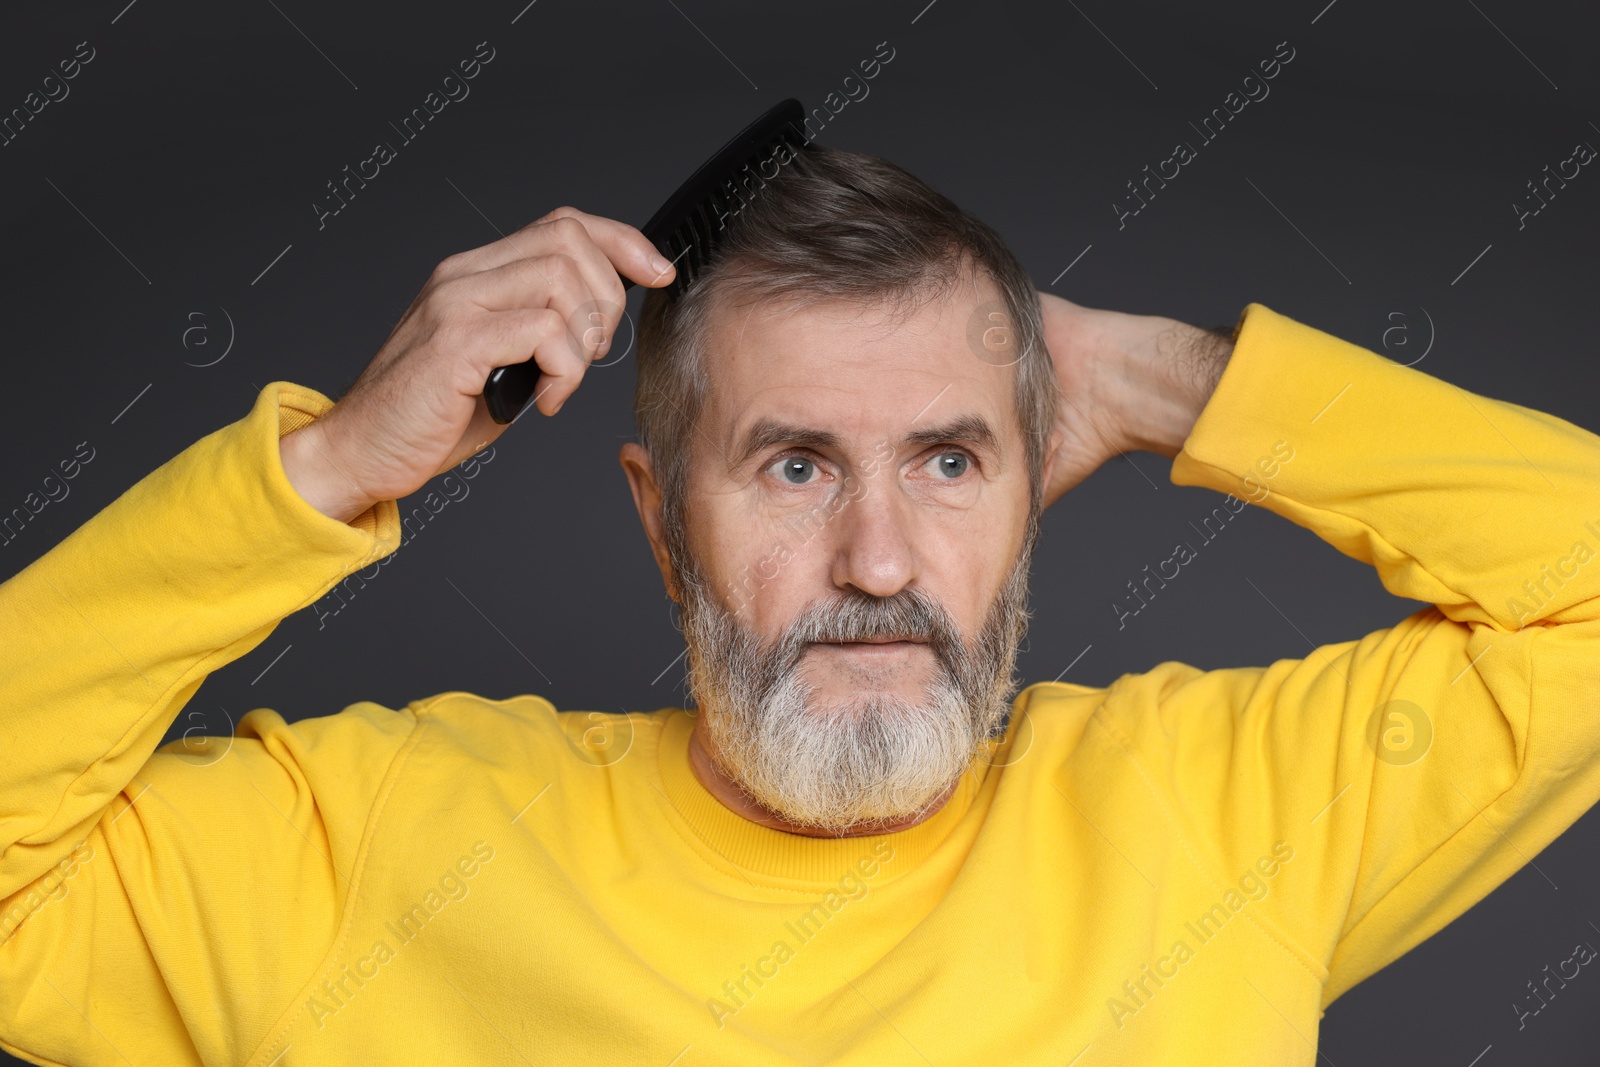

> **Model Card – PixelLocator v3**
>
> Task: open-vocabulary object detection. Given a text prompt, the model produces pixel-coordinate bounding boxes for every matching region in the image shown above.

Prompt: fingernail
[651,253,673,277]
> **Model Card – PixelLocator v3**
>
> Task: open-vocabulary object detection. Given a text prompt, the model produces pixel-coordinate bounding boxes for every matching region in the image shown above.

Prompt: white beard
[676,547,1034,835]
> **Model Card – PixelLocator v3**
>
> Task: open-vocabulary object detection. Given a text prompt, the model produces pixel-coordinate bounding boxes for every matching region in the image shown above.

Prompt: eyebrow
[727,413,1001,472]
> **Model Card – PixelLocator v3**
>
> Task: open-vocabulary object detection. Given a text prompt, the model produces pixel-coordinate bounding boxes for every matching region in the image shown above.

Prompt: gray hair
[634,143,1058,577]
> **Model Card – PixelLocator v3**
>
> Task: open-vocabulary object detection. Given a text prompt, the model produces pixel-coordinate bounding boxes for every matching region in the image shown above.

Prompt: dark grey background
[2,0,1597,1063]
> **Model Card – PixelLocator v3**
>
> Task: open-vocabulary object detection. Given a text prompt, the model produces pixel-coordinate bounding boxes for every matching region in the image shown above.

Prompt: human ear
[619,442,680,602]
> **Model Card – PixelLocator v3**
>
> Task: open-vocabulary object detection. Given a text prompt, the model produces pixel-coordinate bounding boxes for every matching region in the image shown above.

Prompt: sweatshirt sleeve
[1102,303,1600,1006]
[0,383,416,1066]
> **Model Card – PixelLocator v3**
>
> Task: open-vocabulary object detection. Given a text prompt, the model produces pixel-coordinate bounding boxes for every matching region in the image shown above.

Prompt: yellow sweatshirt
[2,303,1597,1067]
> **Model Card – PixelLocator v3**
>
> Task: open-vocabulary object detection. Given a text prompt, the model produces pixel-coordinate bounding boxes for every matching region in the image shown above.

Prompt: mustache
[759,588,965,677]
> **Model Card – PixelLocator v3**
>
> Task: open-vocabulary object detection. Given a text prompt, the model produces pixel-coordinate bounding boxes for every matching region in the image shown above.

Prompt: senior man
[2,145,1597,1066]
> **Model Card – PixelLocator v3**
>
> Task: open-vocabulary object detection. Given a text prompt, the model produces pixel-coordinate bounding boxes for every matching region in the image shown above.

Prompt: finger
[455,253,614,363]
[423,214,579,285]
[544,208,679,290]
[471,207,676,289]
[476,306,598,416]
[515,218,631,355]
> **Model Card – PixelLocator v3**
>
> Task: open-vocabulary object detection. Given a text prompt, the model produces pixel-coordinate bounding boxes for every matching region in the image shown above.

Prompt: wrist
[279,418,374,525]
[1101,314,1232,459]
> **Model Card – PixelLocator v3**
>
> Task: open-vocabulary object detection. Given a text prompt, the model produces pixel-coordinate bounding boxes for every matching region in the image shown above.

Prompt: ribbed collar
[653,707,1010,886]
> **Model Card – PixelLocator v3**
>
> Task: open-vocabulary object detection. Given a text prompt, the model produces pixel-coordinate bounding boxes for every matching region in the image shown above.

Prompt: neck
[685,718,957,838]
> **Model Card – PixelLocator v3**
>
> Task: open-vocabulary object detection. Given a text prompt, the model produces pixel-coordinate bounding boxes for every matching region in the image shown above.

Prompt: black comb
[483,97,810,424]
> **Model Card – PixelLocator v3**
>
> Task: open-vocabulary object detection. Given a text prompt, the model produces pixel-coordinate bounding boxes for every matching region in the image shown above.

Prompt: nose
[828,471,920,599]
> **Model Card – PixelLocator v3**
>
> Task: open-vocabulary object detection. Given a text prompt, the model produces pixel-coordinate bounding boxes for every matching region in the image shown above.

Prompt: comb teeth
[687,199,717,288]
[655,116,810,302]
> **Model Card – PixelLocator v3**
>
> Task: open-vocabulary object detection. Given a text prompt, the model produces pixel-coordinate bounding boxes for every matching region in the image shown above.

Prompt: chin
[706,674,985,832]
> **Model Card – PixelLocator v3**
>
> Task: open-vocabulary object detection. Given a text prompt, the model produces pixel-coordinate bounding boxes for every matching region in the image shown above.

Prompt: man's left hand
[1036,291,1234,510]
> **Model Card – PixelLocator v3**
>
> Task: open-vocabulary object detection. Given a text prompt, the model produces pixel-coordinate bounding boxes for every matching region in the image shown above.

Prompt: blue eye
[769,456,819,485]
[931,451,970,478]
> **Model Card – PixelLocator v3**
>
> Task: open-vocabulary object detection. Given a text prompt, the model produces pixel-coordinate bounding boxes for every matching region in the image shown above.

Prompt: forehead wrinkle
[700,283,1010,477]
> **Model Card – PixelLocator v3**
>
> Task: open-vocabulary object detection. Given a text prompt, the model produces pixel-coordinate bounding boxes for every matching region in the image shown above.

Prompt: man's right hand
[279,206,678,523]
